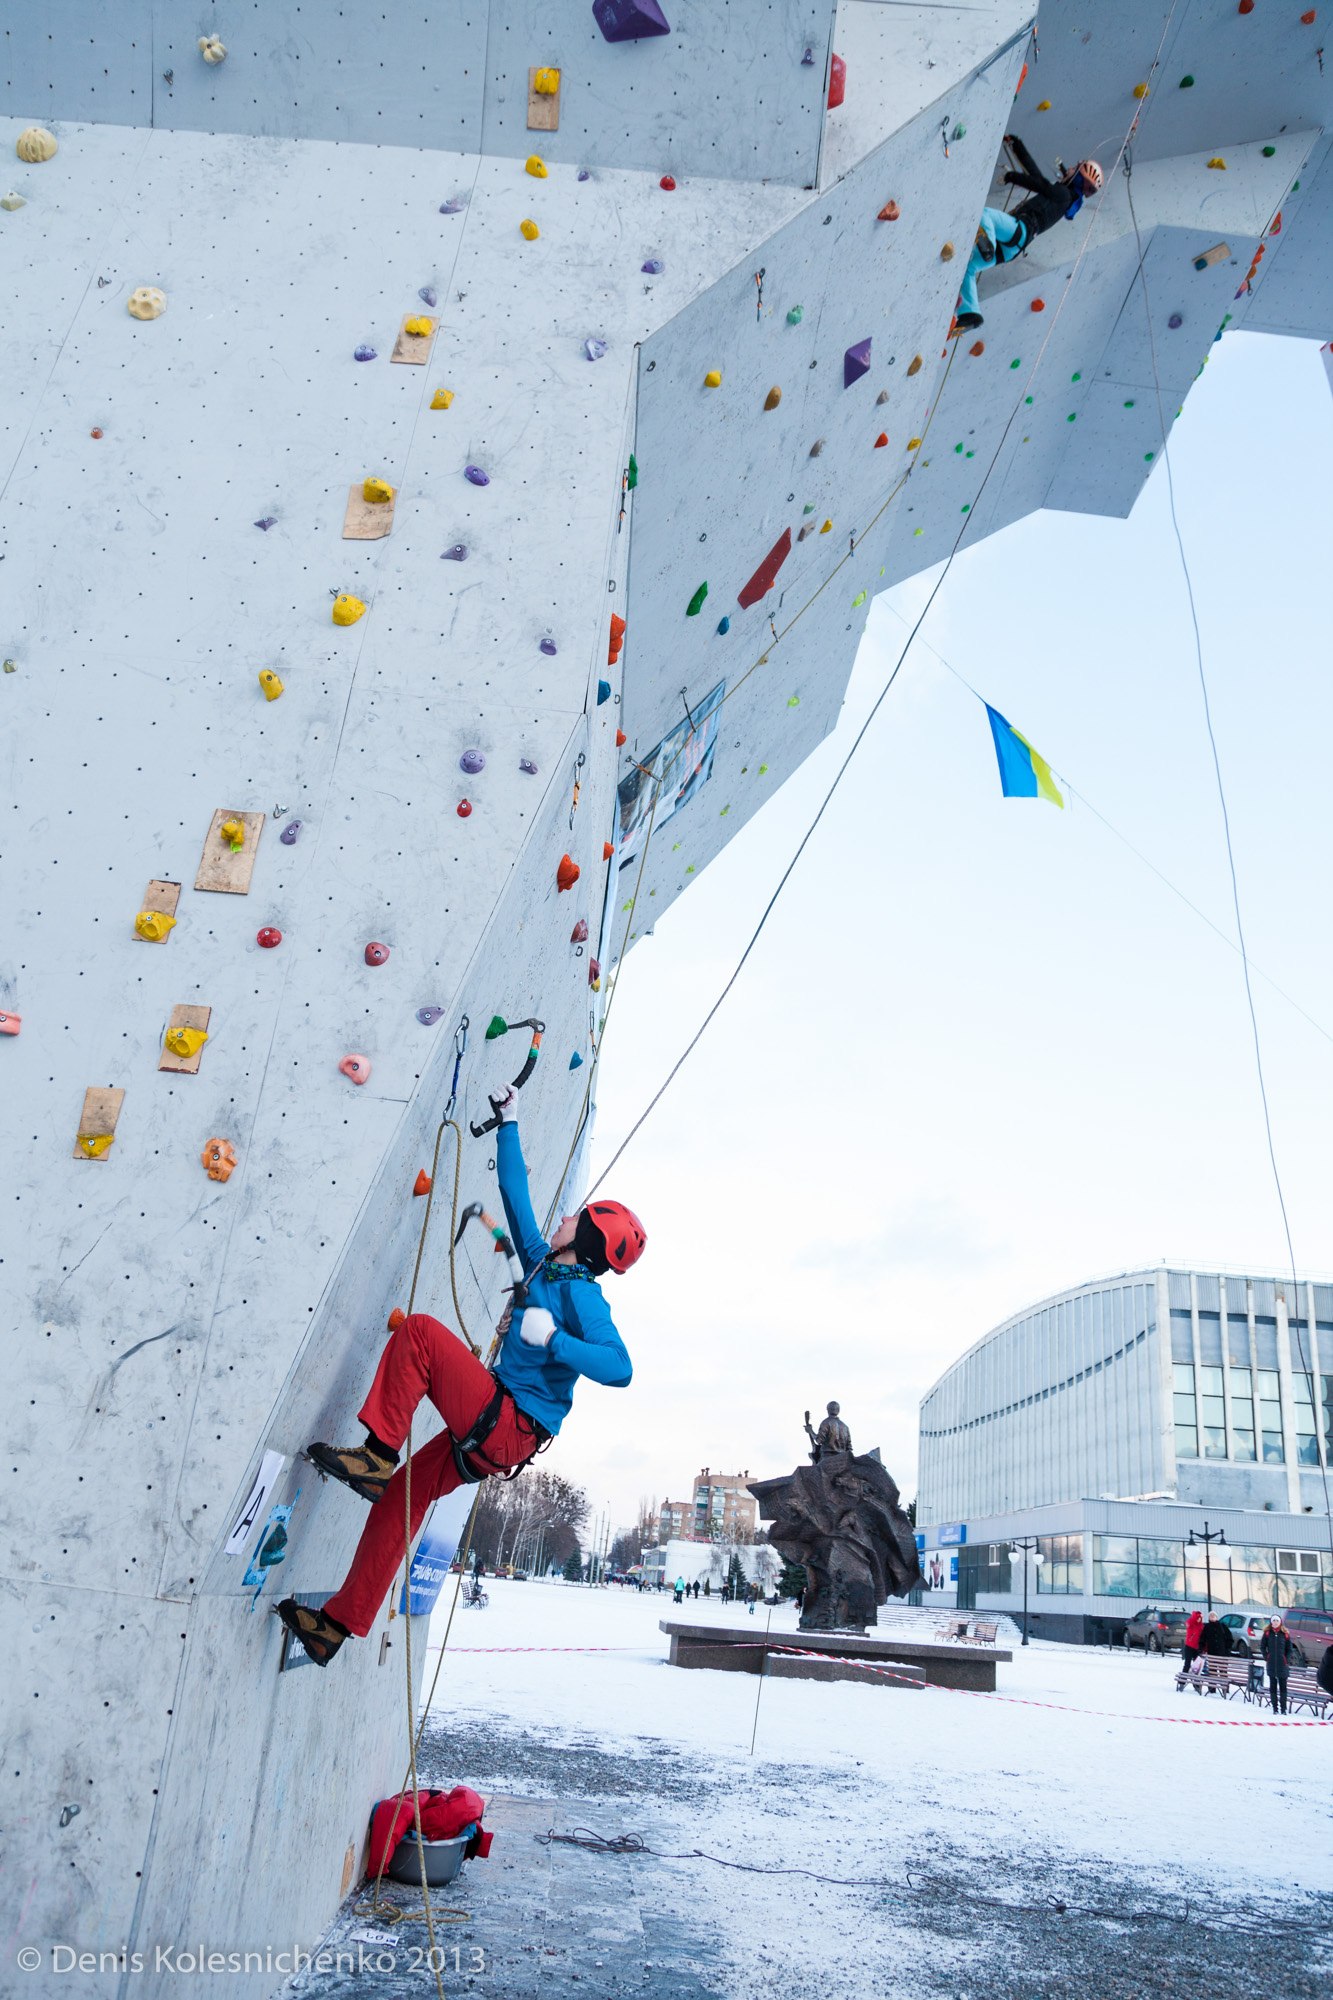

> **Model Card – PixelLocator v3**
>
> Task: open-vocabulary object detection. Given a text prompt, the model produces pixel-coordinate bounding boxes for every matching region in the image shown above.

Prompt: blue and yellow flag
[984,704,1064,808]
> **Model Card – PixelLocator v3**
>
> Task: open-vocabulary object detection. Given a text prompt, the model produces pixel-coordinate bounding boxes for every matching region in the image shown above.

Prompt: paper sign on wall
[225,1450,288,1555]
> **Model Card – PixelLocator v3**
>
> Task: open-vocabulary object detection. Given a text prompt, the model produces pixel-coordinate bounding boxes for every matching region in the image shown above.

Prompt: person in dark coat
[1261,1615,1296,1715]
[1201,1614,1233,1656]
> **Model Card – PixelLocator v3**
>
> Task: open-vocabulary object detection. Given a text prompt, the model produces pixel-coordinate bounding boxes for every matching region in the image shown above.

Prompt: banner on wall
[398,1491,472,1617]
[617,681,724,867]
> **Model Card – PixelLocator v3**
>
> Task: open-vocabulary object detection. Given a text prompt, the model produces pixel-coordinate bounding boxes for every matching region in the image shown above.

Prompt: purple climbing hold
[441,544,469,562]
[460,748,486,774]
[802,46,815,65]
[464,465,490,487]
[584,336,608,361]
[641,258,664,274]
[279,819,302,846]
[254,516,276,531]
[1168,312,1183,329]
[354,344,377,362]
[419,285,438,307]
[540,637,558,656]
[520,758,538,775]
[416,1006,445,1026]
[439,198,465,215]
[844,338,872,387]
[578,168,592,182]
[593,0,671,43]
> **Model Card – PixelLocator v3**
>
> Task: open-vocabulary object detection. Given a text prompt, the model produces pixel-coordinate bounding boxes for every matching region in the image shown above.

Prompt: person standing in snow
[1182,1607,1205,1671]
[953,141,1103,333]
[277,1091,645,1667]
[1261,1614,1295,1715]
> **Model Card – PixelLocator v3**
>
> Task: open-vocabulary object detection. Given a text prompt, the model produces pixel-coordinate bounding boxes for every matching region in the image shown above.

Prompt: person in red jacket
[1182,1607,1205,1671]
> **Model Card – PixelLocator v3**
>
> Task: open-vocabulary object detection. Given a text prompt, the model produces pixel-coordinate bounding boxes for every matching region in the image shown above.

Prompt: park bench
[934,1616,972,1642]
[1173,1657,1255,1700]
[1174,1656,1330,1714]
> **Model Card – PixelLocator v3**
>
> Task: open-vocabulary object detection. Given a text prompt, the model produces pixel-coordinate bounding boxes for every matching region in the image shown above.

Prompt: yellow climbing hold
[332,593,367,626]
[907,437,922,450]
[220,818,246,850]
[1207,157,1227,170]
[76,1133,114,1159]
[940,241,955,261]
[525,154,548,177]
[127,287,167,320]
[1133,82,1150,99]
[165,1025,209,1060]
[763,385,782,410]
[430,388,454,410]
[533,67,560,94]
[906,354,923,377]
[520,218,540,240]
[134,910,177,942]
[1036,98,1051,111]
[819,519,832,534]
[704,369,722,388]
[16,127,57,163]
[404,314,435,335]
[851,591,866,607]
[362,476,394,504]
[258,669,284,701]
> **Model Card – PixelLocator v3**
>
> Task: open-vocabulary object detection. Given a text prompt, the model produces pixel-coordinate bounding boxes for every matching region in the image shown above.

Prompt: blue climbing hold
[354,344,377,362]
[717,616,730,635]
[585,336,608,361]
[569,1051,585,1069]
[419,286,438,307]
[441,544,469,561]
[597,680,612,704]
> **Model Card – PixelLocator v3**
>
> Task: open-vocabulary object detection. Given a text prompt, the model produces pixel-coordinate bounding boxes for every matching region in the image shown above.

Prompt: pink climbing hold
[827,52,846,108]
[340,1054,372,1085]
[364,942,390,966]
[738,527,792,610]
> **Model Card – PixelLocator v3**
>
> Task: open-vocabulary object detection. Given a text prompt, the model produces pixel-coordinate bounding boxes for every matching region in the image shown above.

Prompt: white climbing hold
[198,35,227,64]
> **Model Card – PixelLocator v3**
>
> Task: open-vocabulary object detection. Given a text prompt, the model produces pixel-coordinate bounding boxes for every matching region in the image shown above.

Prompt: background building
[691,1468,759,1544]
[657,1499,696,1544]
[916,1269,1333,1638]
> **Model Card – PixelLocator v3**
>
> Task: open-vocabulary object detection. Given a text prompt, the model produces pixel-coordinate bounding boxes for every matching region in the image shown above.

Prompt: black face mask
[573,1210,610,1276]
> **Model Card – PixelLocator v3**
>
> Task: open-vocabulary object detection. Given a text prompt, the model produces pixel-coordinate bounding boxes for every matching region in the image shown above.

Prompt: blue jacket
[492,1122,632,1435]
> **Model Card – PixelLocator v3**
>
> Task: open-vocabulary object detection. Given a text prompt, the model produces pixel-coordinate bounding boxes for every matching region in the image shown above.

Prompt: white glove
[494,1084,519,1124]
[519,1306,555,1349]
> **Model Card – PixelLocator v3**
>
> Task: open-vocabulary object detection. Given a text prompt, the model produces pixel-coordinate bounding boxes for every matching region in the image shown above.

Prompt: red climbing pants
[323,1313,539,1638]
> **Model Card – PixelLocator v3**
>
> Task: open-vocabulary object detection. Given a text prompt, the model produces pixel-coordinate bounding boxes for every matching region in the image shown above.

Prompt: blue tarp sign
[938,1523,967,1547]
[398,1500,465,1617]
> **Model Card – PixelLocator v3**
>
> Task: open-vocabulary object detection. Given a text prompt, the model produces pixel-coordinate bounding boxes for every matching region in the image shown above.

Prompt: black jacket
[1261,1626,1295,1671]
[1201,1619,1233,1656]
[1002,136,1082,241]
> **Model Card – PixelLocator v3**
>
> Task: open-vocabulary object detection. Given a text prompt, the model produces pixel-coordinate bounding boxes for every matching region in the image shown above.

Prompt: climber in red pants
[277,1090,644,1666]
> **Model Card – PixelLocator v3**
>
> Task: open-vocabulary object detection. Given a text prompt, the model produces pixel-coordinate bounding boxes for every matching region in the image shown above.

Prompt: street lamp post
[1008,1538,1044,1647]
[1187,1521,1227,1616]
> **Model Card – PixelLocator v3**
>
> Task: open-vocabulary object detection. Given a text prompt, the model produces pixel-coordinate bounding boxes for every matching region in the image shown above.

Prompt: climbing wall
[3,3,1332,1992]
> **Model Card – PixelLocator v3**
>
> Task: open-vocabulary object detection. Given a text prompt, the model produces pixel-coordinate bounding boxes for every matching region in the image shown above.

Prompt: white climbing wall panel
[2,2,1332,1991]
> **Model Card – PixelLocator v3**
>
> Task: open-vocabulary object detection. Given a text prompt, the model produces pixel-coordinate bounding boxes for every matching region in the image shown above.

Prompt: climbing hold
[413,1169,433,1197]
[339,1054,372,1085]
[940,242,955,262]
[906,438,921,452]
[1263,144,1276,156]
[417,1006,445,1025]
[199,35,227,63]
[220,818,246,851]
[1011,359,1021,369]
[798,521,815,541]
[1238,0,1254,9]
[464,465,490,486]
[1179,74,1195,87]
[787,306,803,325]
[569,1052,585,1069]
[440,198,465,214]
[280,819,302,845]
[827,53,846,108]
[717,615,731,634]
[354,344,377,362]
[952,123,966,141]
[534,66,561,93]
[877,200,900,221]
[738,528,792,609]
[364,942,391,966]
[597,679,612,703]
[419,286,439,307]
[642,258,663,274]
[77,1133,114,1160]
[571,918,589,943]
[164,1024,209,1061]
[404,315,434,337]
[660,175,676,191]
[332,593,366,626]
[608,612,626,661]
[1124,398,1136,407]
[1031,298,1045,312]
[704,369,722,388]
[134,911,176,943]
[584,336,608,361]
[686,581,709,616]
[969,341,985,356]
[809,438,825,456]
[1071,371,1082,381]
[460,748,486,774]
[594,0,671,41]
[442,543,469,561]
[763,385,782,410]
[257,927,282,949]
[1168,312,1183,328]
[1066,411,1077,422]
[874,433,888,448]
[1207,157,1227,171]
[457,799,473,818]
[758,764,768,776]
[1133,82,1150,99]
[16,127,57,163]
[520,218,540,240]
[362,476,394,505]
[1036,98,1052,111]
[802,46,814,64]
[616,727,627,745]
[520,758,538,775]
[627,454,638,488]
[819,518,833,532]
[906,354,923,376]
[557,855,580,892]
[525,154,548,177]
[603,841,614,860]
[588,959,601,989]
[1302,7,1316,19]
[876,389,890,406]
[258,669,284,701]
[851,591,866,608]
[1,191,25,210]
[387,1309,406,1332]
[254,516,276,531]
[430,388,454,410]
[127,287,167,320]
[787,695,801,707]
[485,1016,508,1040]
[844,338,872,387]
[201,1138,237,1182]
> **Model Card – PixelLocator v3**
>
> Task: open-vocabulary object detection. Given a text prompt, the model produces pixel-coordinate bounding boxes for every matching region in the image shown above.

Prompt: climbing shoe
[306,1439,398,1503]
[952,311,984,332]
[276,1597,349,1668]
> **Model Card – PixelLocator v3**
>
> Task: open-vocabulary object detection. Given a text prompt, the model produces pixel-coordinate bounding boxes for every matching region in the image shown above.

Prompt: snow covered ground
[293,1580,1332,1999]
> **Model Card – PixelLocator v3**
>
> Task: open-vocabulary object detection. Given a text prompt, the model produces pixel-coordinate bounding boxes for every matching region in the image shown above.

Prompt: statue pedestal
[659,1620,1011,1692]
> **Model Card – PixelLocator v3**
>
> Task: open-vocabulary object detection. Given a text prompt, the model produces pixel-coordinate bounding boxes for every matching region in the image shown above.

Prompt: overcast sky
[553,329,1333,1540]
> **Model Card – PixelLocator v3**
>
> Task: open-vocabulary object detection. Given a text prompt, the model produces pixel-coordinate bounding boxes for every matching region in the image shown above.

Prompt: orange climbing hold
[969,340,985,356]
[616,728,627,746]
[1301,8,1316,20]
[413,1169,433,1197]
[387,1308,406,1332]
[906,354,923,376]
[603,841,614,860]
[201,1137,238,1183]
[1031,297,1045,312]
[763,386,782,410]
[874,433,888,448]
[608,612,626,664]
[877,199,900,221]
[827,53,846,109]
[557,854,580,892]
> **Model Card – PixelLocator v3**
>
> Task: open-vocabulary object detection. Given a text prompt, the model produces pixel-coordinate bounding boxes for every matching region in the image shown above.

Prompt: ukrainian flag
[984,704,1064,808]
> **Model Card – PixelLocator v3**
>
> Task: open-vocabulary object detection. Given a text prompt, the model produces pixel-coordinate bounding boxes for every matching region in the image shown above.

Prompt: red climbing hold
[387,1308,406,1332]
[557,854,580,892]
[969,340,985,356]
[659,174,676,191]
[364,941,390,966]
[90,427,104,439]
[1302,8,1316,21]
[257,927,282,949]
[1031,297,1046,312]
[874,433,888,448]
[1238,0,1254,11]
[827,53,846,108]
[457,799,473,818]
[877,200,900,222]
[737,526,792,610]
[603,841,614,861]
[608,612,627,664]
[616,728,627,746]
[413,1169,433,1197]
[571,918,589,943]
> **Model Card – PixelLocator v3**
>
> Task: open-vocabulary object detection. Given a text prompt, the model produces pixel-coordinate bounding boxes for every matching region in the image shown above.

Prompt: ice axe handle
[469,1094,508,1139]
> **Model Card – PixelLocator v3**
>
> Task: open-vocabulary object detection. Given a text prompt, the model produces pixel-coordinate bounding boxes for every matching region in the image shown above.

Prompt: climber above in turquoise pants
[953,144,1104,332]
[954,207,1028,332]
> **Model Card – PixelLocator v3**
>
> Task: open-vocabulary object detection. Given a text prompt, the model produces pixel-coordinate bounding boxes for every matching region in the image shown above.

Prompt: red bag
[368,1786,491,1875]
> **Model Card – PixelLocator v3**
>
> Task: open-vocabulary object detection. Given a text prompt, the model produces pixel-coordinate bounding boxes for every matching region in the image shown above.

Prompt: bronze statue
[750,1423,921,1631]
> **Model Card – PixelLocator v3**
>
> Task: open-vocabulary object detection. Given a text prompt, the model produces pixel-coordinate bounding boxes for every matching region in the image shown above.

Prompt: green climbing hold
[1263,144,1276,156]
[851,590,866,607]
[1071,371,1081,382]
[1123,398,1136,408]
[961,503,970,514]
[1179,73,1194,87]
[1292,179,1301,191]
[686,581,709,617]
[627,453,638,490]
[1144,451,1155,461]
[1066,412,1077,422]
[719,805,730,816]
[1010,358,1021,369]
[954,442,964,454]
[787,695,800,707]
[787,305,803,326]
[758,763,768,774]
[1024,395,1034,405]
[685,864,695,874]
[966,450,975,459]
[485,1015,508,1041]
[803,503,816,514]
[952,122,966,140]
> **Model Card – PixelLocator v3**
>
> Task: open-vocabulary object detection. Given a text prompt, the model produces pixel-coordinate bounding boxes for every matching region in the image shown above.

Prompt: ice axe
[470,1015,545,1136]
[454,1202,530,1309]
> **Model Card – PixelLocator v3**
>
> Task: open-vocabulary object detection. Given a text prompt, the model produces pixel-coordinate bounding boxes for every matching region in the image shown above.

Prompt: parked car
[1283,1608,1333,1667]
[1123,1606,1191,1653]
[1220,1613,1271,1658]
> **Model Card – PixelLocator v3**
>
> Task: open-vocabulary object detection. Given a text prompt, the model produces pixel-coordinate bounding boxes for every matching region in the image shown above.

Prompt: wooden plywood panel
[133,878,181,939]
[159,1003,212,1075]
[194,810,265,893]
[73,1086,124,1160]
[342,483,396,539]
[390,315,438,365]
[527,68,560,132]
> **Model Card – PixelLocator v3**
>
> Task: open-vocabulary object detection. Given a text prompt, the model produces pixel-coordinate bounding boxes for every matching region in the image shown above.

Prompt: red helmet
[580,1199,646,1274]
